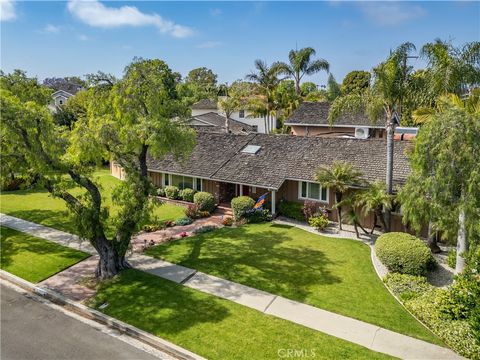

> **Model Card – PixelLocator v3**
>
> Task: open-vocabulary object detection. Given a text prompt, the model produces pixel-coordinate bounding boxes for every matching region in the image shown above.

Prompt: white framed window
[251,186,256,193]
[163,173,202,191]
[298,181,328,203]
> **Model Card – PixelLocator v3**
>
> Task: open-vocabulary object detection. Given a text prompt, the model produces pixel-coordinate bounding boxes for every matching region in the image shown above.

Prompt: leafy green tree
[0,59,195,279]
[274,47,329,95]
[315,161,363,230]
[300,81,317,96]
[185,67,218,88]
[52,90,89,129]
[341,71,371,95]
[399,94,480,273]
[0,69,52,105]
[245,59,283,133]
[328,42,417,231]
[326,74,342,101]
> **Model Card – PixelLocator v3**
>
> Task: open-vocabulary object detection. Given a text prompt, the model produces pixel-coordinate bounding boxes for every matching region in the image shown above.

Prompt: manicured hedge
[278,200,304,221]
[375,232,435,276]
[180,188,196,202]
[193,192,215,213]
[164,186,179,200]
[231,196,255,221]
[383,273,432,301]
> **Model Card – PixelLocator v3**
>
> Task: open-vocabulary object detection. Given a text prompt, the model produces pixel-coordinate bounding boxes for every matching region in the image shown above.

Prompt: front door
[219,182,236,204]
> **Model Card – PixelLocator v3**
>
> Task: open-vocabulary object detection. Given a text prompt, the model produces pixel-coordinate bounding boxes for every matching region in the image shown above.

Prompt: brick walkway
[131,213,224,252]
[40,256,99,302]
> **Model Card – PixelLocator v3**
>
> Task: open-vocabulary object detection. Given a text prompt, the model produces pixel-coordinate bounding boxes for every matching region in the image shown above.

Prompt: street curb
[0,270,206,360]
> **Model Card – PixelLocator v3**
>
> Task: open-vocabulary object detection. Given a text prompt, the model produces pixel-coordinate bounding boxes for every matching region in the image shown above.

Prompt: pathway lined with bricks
[0,213,462,359]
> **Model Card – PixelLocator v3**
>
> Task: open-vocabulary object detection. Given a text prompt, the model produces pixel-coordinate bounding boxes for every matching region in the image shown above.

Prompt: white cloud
[1,0,16,21]
[44,24,60,33]
[358,2,426,26]
[67,0,193,38]
[78,34,88,41]
[196,41,222,49]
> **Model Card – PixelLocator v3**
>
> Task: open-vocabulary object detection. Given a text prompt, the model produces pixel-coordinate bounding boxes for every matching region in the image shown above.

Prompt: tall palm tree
[218,96,240,133]
[328,42,416,232]
[420,39,480,97]
[355,181,392,234]
[245,59,283,133]
[315,161,363,230]
[274,47,330,95]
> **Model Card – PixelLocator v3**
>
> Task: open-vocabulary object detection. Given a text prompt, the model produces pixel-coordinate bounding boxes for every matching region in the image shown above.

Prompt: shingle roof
[190,99,218,110]
[285,101,385,127]
[188,112,256,134]
[147,132,411,190]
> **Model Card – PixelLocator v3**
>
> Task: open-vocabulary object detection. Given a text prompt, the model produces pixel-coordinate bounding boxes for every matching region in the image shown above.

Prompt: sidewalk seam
[263,295,277,313]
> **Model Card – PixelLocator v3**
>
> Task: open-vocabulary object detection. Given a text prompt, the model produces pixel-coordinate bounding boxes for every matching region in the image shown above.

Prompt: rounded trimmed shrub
[231,196,255,221]
[157,187,166,197]
[180,188,196,202]
[375,232,436,276]
[164,185,179,200]
[308,215,329,230]
[193,191,215,213]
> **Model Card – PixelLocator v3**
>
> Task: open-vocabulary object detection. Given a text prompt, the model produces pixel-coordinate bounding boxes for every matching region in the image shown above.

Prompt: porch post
[271,190,276,215]
[239,185,243,196]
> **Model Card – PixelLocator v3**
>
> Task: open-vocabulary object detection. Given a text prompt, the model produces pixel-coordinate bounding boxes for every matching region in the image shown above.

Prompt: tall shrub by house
[193,192,215,213]
[231,196,255,221]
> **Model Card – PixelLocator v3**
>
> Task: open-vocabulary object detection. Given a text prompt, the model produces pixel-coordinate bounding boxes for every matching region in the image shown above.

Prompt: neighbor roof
[187,112,256,134]
[190,99,218,110]
[147,132,410,190]
[285,101,385,128]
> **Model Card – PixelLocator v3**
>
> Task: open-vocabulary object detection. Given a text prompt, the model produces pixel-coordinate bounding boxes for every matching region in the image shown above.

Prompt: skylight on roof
[241,145,261,154]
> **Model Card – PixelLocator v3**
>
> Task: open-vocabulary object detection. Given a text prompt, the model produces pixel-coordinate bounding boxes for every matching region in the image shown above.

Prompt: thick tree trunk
[353,221,359,238]
[455,208,468,274]
[384,120,395,233]
[94,237,131,279]
[427,221,441,254]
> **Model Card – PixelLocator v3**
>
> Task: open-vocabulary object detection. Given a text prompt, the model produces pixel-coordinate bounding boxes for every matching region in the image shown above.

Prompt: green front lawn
[0,226,89,283]
[0,169,185,236]
[146,223,441,344]
[89,269,394,360]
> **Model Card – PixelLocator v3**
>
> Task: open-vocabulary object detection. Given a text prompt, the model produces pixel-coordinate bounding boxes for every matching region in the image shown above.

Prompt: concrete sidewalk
[0,213,462,360]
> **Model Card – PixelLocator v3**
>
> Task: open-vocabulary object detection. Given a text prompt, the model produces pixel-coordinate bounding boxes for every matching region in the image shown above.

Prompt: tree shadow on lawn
[0,227,88,268]
[92,269,231,336]
[149,224,341,303]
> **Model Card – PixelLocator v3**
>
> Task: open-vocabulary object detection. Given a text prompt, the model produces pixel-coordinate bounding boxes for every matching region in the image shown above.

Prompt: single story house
[285,101,386,139]
[111,132,411,231]
[185,112,256,134]
[191,98,267,133]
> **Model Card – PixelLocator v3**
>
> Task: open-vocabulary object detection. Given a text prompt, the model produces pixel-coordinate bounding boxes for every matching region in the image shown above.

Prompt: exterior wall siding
[290,125,386,138]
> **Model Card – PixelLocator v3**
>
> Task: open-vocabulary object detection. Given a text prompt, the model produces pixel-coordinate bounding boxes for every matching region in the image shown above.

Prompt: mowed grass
[146,223,441,344]
[89,269,394,360]
[0,226,89,283]
[0,169,185,236]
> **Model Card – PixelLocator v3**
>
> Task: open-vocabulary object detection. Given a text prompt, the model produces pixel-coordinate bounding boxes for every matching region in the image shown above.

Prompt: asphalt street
[1,284,167,360]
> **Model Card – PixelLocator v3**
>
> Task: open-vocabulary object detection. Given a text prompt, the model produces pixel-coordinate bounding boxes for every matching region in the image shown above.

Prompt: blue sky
[1,1,479,86]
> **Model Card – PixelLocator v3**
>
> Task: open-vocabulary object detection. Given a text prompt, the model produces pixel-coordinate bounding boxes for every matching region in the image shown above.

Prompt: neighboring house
[186,112,256,134]
[191,98,267,133]
[52,89,76,107]
[111,132,411,232]
[285,102,387,139]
